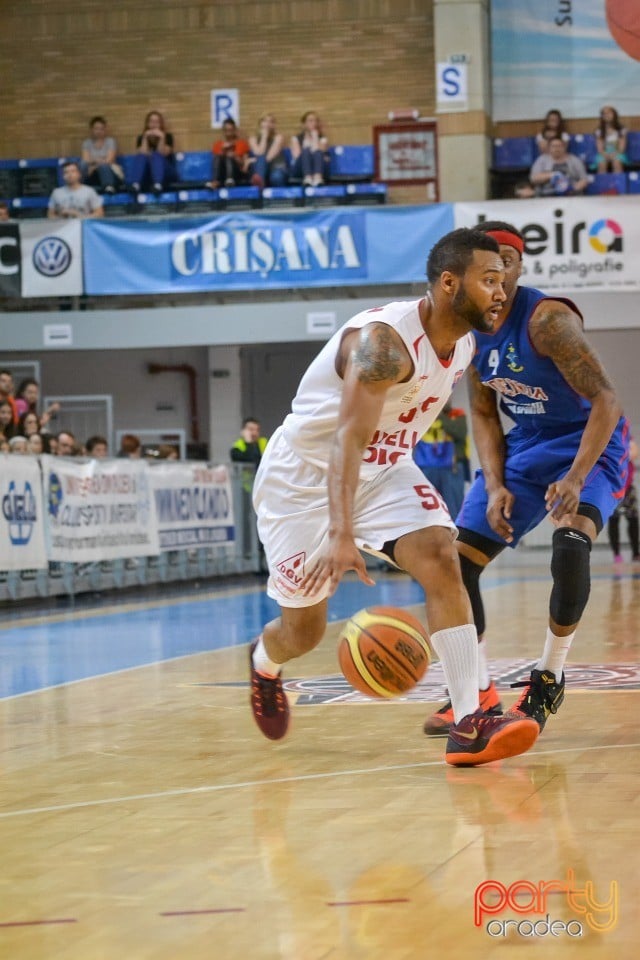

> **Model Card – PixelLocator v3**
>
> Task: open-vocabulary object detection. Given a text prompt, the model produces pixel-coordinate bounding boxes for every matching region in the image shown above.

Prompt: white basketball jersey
[280,299,474,478]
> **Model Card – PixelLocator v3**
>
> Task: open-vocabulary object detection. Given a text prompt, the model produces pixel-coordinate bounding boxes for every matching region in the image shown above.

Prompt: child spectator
[130,110,176,195]
[595,105,628,173]
[249,114,289,187]
[535,109,570,155]
[80,116,124,194]
[208,118,252,188]
[290,111,330,186]
[86,435,109,458]
[48,161,104,219]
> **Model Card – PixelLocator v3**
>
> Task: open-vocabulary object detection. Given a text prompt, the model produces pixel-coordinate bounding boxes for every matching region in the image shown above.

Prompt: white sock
[537,627,575,678]
[478,636,490,689]
[252,635,282,677]
[430,624,479,723]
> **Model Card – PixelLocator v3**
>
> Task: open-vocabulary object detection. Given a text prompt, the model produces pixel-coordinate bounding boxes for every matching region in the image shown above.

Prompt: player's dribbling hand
[486,486,515,543]
[545,475,582,520]
[301,537,375,597]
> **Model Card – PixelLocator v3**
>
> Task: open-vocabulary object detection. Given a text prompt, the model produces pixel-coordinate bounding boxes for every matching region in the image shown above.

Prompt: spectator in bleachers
[0,201,12,221]
[118,433,142,458]
[27,433,49,455]
[529,137,588,196]
[48,161,104,219]
[0,370,19,425]
[8,435,28,454]
[56,430,77,456]
[86,434,109,458]
[157,443,179,460]
[130,110,176,195]
[80,115,124,195]
[535,109,570,155]
[290,111,330,186]
[595,105,628,174]
[248,114,289,187]
[17,410,41,439]
[0,437,8,453]
[0,399,17,439]
[208,118,252,188]
[15,379,60,429]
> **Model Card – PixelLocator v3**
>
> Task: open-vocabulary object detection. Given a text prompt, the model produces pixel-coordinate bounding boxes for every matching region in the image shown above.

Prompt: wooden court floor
[0,555,639,959]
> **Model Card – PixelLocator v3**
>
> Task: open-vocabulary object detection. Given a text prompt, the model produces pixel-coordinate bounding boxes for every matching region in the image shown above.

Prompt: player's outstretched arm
[468,365,514,542]
[529,301,623,519]
[301,322,412,597]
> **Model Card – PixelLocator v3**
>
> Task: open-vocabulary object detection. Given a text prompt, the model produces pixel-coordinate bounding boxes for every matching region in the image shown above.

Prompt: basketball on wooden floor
[338,606,431,698]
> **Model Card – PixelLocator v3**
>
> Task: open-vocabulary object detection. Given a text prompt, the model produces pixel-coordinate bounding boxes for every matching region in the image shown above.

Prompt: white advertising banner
[20,219,83,298]
[0,455,47,570]
[454,197,640,292]
[41,456,159,562]
[151,462,235,551]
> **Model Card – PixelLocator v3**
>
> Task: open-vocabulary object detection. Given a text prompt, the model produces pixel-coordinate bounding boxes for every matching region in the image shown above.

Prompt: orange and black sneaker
[509,669,565,731]
[424,682,502,737]
[249,640,290,741]
[445,709,539,767]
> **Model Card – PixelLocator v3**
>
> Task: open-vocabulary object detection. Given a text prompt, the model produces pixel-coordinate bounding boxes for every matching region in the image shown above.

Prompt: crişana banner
[491,0,640,121]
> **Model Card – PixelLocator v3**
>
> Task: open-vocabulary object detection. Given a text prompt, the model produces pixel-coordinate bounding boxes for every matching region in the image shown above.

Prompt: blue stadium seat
[329,145,375,181]
[176,188,217,212]
[626,171,640,193]
[136,191,178,213]
[102,192,135,216]
[585,172,627,195]
[625,131,640,165]
[215,185,261,210]
[173,151,213,187]
[118,154,139,187]
[17,157,59,196]
[492,137,535,170]
[261,185,305,207]
[0,159,20,199]
[569,134,597,168]
[344,182,387,204]
[11,196,49,218]
[303,184,347,206]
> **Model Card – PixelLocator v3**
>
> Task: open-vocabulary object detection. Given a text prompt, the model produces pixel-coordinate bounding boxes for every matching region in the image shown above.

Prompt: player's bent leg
[250,601,328,741]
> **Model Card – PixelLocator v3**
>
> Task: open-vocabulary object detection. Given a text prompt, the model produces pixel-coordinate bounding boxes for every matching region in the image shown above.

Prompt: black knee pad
[459,553,486,637]
[550,527,592,627]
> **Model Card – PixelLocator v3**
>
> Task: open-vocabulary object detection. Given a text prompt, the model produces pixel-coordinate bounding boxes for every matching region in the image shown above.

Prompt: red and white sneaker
[249,640,290,740]
[445,709,538,767]
[424,681,502,737]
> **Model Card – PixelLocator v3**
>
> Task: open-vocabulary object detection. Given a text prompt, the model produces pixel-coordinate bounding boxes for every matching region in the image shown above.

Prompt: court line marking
[0,918,77,928]
[1,741,638,821]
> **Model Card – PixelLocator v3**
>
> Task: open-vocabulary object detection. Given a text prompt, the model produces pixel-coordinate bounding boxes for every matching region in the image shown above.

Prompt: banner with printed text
[41,455,160,562]
[150,461,235,551]
[19,219,83,297]
[0,455,48,570]
[454,196,640,292]
[82,205,454,295]
[491,0,640,121]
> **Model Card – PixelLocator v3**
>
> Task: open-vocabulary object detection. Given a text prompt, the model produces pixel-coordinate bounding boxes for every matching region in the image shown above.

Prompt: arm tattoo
[352,323,405,383]
[531,307,614,401]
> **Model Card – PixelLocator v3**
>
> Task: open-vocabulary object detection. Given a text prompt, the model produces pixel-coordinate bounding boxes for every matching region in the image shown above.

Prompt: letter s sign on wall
[436,63,468,111]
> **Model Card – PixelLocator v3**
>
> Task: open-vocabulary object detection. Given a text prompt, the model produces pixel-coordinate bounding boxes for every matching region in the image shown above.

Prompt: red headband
[487,230,524,255]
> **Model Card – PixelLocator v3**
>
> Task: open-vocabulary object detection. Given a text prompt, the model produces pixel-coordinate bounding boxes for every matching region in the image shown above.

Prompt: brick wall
[1,0,436,159]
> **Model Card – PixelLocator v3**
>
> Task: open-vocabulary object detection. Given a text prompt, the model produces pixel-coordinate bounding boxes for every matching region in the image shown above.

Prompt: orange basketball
[606,0,640,61]
[338,606,431,699]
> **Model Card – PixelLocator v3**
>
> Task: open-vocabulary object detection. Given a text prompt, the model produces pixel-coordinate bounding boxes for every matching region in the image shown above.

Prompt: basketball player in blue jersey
[424,220,629,737]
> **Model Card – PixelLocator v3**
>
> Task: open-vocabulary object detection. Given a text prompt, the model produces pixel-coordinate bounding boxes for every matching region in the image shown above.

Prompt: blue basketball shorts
[456,419,630,548]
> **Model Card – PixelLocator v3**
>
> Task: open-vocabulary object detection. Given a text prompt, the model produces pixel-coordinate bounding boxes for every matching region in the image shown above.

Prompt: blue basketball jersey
[472,285,591,433]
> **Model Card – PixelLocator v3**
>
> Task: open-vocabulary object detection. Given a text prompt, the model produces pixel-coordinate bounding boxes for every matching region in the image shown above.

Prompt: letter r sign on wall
[211,89,240,128]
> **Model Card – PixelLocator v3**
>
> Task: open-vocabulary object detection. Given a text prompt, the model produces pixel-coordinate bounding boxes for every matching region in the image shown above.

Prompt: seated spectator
[249,114,289,187]
[529,137,588,196]
[595,105,628,173]
[80,115,124,194]
[0,399,17,439]
[8,435,28,455]
[56,430,77,456]
[535,108,570,155]
[118,433,142,458]
[130,110,176,195]
[15,378,60,429]
[290,111,330,186]
[208,118,253,188]
[17,410,41,439]
[0,369,19,425]
[0,201,13,222]
[27,433,49,455]
[48,161,104,219]
[86,434,109,458]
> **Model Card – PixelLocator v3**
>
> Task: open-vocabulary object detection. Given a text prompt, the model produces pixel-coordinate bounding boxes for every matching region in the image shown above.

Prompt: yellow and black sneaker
[509,669,565,731]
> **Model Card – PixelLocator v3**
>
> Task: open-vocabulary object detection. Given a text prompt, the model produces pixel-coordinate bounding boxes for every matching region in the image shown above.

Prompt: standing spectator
[80,115,124,194]
[56,430,77,456]
[529,137,589,196]
[595,105,628,173]
[48,161,104,219]
[0,370,19,425]
[0,399,17,439]
[118,433,142,458]
[535,109,570,155]
[130,110,176,195]
[86,435,109,458]
[231,417,269,569]
[208,118,252,188]
[290,111,330,186]
[15,379,60,429]
[249,114,289,187]
[230,417,268,469]
[609,438,639,563]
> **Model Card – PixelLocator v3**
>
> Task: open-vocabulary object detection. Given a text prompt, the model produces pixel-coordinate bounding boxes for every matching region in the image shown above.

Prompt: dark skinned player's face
[451,249,507,333]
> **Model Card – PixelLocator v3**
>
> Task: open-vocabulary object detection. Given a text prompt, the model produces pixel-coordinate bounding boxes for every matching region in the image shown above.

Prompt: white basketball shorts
[253,428,456,608]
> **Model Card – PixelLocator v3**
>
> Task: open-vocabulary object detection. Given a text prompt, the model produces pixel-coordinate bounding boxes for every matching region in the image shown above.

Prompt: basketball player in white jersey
[249,228,539,766]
